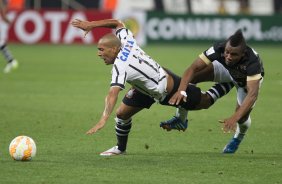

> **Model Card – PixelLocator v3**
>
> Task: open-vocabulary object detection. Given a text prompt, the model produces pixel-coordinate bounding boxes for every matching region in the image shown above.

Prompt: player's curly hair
[228,29,247,50]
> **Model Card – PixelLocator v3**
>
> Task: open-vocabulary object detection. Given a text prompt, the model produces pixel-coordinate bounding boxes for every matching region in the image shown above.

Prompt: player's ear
[113,46,120,54]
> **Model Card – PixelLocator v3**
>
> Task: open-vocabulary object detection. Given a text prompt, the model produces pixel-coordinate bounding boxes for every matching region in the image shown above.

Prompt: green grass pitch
[0,43,281,184]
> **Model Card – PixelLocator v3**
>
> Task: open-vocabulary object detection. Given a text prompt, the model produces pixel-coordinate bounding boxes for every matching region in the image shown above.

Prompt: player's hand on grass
[218,117,237,133]
[71,19,91,38]
[169,91,187,106]
[86,119,106,135]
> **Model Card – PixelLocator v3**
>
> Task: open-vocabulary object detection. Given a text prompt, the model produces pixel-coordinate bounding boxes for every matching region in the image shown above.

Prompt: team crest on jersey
[239,65,247,71]
[206,47,215,56]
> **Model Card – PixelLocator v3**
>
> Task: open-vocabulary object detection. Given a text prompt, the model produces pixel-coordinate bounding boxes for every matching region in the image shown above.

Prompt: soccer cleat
[222,138,241,154]
[3,60,18,73]
[160,116,188,132]
[100,146,126,156]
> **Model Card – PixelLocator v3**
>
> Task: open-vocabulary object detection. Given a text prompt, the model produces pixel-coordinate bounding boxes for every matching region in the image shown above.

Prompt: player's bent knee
[116,111,130,120]
[115,108,132,120]
[195,93,213,110]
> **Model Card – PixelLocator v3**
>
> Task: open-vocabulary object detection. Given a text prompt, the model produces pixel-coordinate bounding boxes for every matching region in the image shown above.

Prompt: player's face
[224,41,245,66]
[97,43,118,65]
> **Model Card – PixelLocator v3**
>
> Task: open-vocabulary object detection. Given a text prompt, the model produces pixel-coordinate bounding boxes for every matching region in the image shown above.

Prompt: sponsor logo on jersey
[120,40,134,62]
[239,65,247,71]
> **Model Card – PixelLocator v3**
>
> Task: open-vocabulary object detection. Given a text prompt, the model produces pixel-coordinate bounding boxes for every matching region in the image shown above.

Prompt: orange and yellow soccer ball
[9,136,36,161]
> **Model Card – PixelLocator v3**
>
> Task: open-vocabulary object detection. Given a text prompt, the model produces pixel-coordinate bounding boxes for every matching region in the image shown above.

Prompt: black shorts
[122,69,201,110]
[122,88,155,109]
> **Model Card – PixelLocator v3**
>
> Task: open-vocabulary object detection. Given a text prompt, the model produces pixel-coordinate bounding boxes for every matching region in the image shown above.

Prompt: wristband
[180,91,187,97]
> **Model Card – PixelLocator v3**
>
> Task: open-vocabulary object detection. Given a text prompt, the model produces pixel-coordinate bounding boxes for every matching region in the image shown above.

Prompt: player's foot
[100,146,125,156]
[3,60,18,73]
[222,138,241,154]
[160,116,188,131]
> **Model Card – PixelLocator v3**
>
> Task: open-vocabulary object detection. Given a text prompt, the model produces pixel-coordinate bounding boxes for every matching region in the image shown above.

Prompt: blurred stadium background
[4,0,282,46]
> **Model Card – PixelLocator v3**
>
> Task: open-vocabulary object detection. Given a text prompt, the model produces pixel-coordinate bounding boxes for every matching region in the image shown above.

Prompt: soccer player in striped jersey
[71,18,218,156]
[0,0,18,73]
[168,29,264,154]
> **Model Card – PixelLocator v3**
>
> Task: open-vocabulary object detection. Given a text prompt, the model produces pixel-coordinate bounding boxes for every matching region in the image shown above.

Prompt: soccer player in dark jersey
[164,29,264,154]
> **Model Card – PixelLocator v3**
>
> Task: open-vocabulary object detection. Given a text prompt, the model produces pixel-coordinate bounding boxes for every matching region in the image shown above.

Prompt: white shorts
[212,60,263,108]
[212,60,234,83]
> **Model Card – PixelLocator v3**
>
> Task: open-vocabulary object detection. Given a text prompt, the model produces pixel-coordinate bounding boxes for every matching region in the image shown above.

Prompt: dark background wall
[25,0,100,9]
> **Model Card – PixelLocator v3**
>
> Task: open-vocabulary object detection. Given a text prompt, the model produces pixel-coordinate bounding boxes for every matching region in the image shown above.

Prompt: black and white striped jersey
[110,28,167,101]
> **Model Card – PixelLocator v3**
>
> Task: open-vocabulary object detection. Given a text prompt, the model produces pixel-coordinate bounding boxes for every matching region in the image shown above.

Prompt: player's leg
[223,77,263,153]
[160,65,229,131]
[114,103,143,152]
[190,61,235,109]
[204,82,235,108]
[0,40,18,73]
[100,103,144,156]
[179,61,235,110]
[100,88,154,156]
[236,110,252,141]
[0,12,18,73]
[159,69,189,131]
[160,107,189,132]
[200,60,235,109]
[99,103,143,156]
[160,73,202,131]
[223,102,252,153]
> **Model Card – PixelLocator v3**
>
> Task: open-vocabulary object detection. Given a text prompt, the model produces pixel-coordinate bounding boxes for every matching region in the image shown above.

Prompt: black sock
[0,44,14,63]
[115,118,132,152]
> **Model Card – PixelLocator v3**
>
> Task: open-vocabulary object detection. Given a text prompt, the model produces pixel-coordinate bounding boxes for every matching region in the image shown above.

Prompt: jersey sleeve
[246,59,263,81]
[115,28,134,45]
[246,49,263,77]
[247,74,262,81]
[110,62,127,89]
[200,43,222,64]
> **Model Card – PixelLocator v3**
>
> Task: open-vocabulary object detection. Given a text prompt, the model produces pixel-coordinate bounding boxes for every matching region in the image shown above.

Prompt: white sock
[175,107,188,122]
[234,116,251,141]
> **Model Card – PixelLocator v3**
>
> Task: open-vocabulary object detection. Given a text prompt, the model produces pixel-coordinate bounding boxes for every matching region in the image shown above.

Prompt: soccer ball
[9,135,37,161]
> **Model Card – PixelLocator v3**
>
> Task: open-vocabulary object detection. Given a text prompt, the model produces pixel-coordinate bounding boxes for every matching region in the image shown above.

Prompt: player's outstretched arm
[86,87,121,134]
[71,19,125,37]
[220,79,260,133]
[169,57,207,105]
